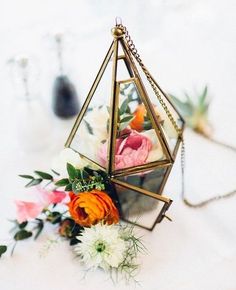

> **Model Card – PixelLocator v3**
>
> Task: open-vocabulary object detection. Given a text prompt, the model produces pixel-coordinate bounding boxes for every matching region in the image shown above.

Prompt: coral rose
[98,129,152,170]
[130,104,147,132]
[68,190,119,227]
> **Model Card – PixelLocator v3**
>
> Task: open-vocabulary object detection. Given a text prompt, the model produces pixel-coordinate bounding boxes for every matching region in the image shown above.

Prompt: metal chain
[118,23,236,207]
[181,138,236,207]
[117,24,182,137]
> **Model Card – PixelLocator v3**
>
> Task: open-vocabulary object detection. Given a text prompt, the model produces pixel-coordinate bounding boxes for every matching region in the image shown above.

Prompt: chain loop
[181,139,236,207]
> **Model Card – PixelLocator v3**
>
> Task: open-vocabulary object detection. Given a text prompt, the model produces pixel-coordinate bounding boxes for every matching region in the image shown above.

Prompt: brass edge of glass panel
[117,55,125,60]
[158,164,173,195]
[111,177,172,204]
[123,58,134,78]
[172,137,182,160]
[65,41,114,148]
[107,39,119,174]
[69,148,105,171]
[117,55,134,77]
[119,38,173,162]
[147,72,185,125]
[121,218,153,231]
[118,77,136,84]
[153,199,173,227]
[112,160,172,177]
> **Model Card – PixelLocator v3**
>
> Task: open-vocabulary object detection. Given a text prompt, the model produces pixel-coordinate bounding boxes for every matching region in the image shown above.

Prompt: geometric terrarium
[65,23,184,230]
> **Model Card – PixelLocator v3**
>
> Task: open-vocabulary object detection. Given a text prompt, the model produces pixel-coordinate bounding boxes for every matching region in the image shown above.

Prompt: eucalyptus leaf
[51,169,60,176]
[34,171,53,180]
[84,120,93,135]
[25,178,43,188]
[55,178,70,187]
[120,98,130,115]
[119,115,134,131]
[14,230,32,241]
[19,175,34,179]
[0,245,7,257]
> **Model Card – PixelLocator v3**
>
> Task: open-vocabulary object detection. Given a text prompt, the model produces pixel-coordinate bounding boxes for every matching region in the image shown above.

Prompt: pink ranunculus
[37,188,67,206]
[98,130,152,170]
[15,200,44,223]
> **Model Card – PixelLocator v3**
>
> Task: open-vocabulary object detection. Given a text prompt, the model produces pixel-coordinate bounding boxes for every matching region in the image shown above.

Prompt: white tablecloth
[0,1,236,289]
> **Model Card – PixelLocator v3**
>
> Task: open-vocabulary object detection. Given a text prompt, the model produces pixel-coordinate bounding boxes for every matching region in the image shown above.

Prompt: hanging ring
[115,16,122,26]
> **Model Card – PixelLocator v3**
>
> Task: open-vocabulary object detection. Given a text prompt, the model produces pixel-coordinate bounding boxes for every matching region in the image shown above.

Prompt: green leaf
[34,220,44,240]
[84,120,93,135]
[55,178,70,187]
[67,163,77,180]
[34,171,53,180]
[198,86,209,113]
[120,115,134,123]
[120,98,130,115]
[76,169,83,179]
[14,230,32,241]
[19,174,34,179]
[0,245,7,257]
[65,183,72,191]
[19,221,28,229]
[143,121,152,130]
[47,212,61,224]
[25,178,43,188]
[51,169,60,176]
[119,115,134,131]
[81,169,89,179]
[169,94,193,116]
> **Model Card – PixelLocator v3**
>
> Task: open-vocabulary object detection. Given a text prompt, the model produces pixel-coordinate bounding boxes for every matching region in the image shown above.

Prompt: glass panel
[133,66,184,154]
[114,184,164,229]
[116,167,167,194]
[116,58,133,81]
[114,80,168,170]
[69,54,113,168]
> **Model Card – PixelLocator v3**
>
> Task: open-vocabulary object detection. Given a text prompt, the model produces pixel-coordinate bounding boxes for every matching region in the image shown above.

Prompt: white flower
[74,224,127,271]
[51,148,87,177]
[141,129,164,161]
[71,106,109,164]
[83,106,109,142]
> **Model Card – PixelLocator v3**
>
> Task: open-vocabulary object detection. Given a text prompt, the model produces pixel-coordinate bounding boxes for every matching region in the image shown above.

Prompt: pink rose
[98,130,152,170]
[15,200,44,223]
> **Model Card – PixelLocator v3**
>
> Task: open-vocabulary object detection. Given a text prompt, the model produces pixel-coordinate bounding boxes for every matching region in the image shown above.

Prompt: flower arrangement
[0,150,145,282]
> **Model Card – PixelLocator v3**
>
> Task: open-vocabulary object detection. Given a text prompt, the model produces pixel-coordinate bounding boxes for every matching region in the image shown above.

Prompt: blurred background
[0,1,235,289]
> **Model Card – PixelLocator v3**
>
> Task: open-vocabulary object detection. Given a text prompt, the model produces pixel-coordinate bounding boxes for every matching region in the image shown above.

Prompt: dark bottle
[52,75,80,118]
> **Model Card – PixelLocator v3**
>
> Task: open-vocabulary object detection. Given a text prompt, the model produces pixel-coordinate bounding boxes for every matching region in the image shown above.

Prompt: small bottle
[52,32,80,118]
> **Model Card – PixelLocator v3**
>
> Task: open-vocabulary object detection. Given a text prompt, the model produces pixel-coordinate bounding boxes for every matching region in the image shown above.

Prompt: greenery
[170,86,211,136]
[55,163,107,194]
[0,245,7,258]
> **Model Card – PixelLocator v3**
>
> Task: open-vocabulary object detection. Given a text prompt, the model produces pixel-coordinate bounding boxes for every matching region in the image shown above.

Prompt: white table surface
[0,1,236,289]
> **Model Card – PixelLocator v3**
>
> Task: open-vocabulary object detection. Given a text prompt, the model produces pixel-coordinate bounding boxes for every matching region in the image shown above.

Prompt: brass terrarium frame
[65,24,185,230]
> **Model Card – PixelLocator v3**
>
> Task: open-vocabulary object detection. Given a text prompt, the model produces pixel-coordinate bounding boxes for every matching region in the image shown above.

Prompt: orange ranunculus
[68,190,119,227]
[130,104,146,131]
